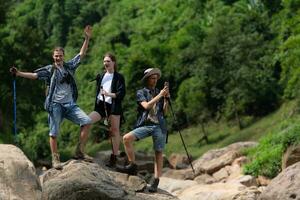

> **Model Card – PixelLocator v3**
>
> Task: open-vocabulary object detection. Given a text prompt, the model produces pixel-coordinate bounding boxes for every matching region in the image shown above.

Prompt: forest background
[1,0,300,178]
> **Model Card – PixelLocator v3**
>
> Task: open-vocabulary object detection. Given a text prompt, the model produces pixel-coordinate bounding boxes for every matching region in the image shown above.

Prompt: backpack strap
[45,65,56,96]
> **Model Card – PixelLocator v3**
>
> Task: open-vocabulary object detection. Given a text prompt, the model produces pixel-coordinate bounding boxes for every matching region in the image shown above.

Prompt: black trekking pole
[101,86,114,153]
[12,68,17,144]
[164,82,195,175]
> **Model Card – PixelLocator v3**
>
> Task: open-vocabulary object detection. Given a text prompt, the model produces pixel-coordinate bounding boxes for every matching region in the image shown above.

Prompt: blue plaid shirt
[34,54,81,111]
[135,87,167,135]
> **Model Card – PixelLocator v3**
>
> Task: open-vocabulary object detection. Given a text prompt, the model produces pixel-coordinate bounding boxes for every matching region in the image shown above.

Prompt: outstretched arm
[10,67,38,80]
[79,25,92,59]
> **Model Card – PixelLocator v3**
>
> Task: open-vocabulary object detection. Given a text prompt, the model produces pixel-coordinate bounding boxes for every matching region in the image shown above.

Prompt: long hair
[103,52,117,72]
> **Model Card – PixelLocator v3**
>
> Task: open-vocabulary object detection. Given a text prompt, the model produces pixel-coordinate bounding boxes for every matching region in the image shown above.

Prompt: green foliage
[276,0,300,98]
[280,35,300,98]
[176,77,208,125]
[0,0,295,166]
[194,0,280,123]
[18,113,51,162]
[244,123,300,178]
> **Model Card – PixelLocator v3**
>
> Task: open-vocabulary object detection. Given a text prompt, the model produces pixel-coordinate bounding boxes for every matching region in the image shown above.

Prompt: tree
[176,77,210,142]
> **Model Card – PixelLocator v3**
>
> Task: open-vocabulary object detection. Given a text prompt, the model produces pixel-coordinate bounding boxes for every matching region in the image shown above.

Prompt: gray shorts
[48,102,91,136]
[132,125,166,151]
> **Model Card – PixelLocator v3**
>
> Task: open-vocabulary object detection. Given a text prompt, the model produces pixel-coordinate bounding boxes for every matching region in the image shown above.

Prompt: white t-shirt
[97,72,114,104]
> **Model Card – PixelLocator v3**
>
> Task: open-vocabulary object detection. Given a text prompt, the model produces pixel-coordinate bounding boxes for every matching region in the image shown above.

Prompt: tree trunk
[234,104,242,129]
[200,122,209,144]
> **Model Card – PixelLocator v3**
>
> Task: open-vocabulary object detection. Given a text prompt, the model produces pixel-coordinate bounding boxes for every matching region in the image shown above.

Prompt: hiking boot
[148,178,159,193]
[116,162,138,175]
[73,142,93,162]
[105,154,117,168]
[52,153,62,170]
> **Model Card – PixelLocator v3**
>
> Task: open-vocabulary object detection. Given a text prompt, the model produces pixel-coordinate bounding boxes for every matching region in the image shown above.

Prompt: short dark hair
[53,47,65,55]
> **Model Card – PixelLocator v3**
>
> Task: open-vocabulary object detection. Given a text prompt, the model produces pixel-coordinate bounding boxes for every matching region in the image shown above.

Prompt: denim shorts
[48,102,91,137]
[132,124,166,151]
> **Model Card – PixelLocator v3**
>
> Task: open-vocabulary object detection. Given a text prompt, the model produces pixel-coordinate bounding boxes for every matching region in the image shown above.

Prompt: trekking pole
[164,82,195,175]
[101,86,114,153]
[12,68,17,143]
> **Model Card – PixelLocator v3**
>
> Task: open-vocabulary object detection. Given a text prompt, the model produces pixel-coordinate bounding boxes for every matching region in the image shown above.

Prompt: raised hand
[159,86,169,98]
[84,25,92,39]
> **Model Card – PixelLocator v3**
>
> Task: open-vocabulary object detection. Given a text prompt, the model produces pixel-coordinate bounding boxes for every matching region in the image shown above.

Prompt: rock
[232,156,249,166]
[128,176,147,192]
[161,171,261,200]
[41,160,178,200]
[107,170,147,192]
[200,150,241,174]
[136,160,154,173]
[94,150,168,174]
[259,162,300,200]
[93,150,126,167]
[194,174,216,184]
[282,145,300,170]
[227,160,243,181]
[232,186,261,200]
[41,160,126,200]
[134,192,180,200]
[0,144,41,200]
[159,177,198,195]
[176,182,247,200]
[168,153,190,169]
[213,167,230,182]
[193,142,257,175]
[234,175,257,187]
[256,175,271,186]
[258,186,267,193]
[162,168,194,180]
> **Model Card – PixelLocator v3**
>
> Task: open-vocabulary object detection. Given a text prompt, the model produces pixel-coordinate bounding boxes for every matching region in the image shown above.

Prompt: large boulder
[282,145,300,169]
[160,176,257,200]
[168,153,189,169]
[41,160,178,200]
[193,142,257,175]
[200,150,241,174]
[259,162,300,200]
[0,144,41,200]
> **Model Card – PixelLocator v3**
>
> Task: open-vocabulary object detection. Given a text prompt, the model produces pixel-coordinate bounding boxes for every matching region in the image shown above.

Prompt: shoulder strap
[50,65,55,76]
[45,65,56,96]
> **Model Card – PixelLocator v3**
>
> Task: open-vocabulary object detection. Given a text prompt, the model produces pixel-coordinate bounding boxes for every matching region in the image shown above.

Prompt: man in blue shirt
[10,25,92,169]
[117,68,169,192]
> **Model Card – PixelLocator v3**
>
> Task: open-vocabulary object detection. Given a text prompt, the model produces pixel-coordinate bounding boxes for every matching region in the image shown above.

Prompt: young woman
[89,53,126,167]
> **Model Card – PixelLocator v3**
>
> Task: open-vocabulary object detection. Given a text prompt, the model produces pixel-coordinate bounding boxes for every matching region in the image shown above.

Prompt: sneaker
[116,162,138,175]
[149,178,159,193]
[73,143,93,162]
[105,154,117,168]
[52,153,62,170]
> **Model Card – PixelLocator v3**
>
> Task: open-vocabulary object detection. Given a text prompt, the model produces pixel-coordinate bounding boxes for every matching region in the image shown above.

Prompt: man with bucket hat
[117,68,169,192]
